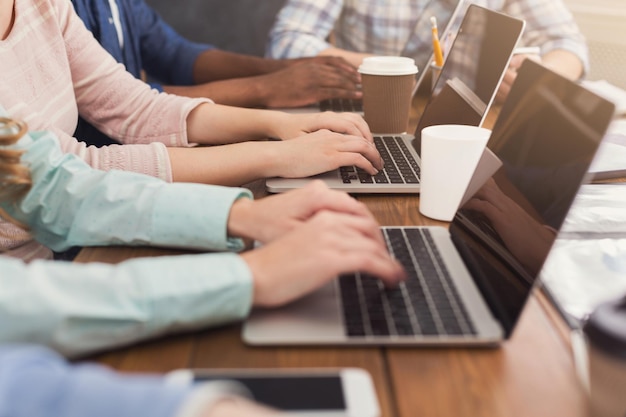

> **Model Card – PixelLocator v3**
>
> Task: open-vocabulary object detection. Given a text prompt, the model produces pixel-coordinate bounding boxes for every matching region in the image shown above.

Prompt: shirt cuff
[176,44,216,86]
[151,184,253,251]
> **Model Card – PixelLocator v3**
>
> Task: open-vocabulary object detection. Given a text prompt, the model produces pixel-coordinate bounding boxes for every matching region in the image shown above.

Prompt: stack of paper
[541,184,626,319]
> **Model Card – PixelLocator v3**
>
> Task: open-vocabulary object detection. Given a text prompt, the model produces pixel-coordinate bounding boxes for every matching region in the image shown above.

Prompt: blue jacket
[70,0,211,146]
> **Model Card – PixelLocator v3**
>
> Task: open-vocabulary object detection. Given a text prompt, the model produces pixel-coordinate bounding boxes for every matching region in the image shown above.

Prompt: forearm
[541,49,584,80]
[185,103,288,144]
[167,141,282,186]
[192,50,288,83]
[163,75,274,108]
[318,46,372,68]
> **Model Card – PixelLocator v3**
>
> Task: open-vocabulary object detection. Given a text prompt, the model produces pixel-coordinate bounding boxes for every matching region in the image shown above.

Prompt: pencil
[431,16,444,67]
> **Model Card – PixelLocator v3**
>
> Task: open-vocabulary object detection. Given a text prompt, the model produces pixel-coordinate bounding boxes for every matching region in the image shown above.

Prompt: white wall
[563,0,626,88]
[563,0,625,11]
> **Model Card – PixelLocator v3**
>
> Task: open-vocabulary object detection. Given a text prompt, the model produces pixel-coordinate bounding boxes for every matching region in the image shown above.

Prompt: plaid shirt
[267,0,589,74]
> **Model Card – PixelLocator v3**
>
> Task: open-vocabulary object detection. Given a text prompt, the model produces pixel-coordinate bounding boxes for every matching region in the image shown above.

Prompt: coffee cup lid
[358,56,418,76]
[584,296,626,360]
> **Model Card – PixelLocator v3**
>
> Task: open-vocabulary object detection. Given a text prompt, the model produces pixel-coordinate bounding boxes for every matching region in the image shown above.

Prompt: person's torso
[0,0,79,136]
[334,0,505,71]
[70,0,143,78]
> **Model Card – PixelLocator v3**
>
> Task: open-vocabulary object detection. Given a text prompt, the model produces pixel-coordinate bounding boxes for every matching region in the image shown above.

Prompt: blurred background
[563,0,626,88]
[146,0,626,89]
[146,0,287,56]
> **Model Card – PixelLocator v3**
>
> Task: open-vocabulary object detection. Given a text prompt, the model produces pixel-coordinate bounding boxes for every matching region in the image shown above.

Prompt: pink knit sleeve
[54,0,212,147]
[52,128,173,182]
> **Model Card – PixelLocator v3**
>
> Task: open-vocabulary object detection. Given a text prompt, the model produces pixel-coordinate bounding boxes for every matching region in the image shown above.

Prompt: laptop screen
[448,60,615,337]
[411,5,524,150]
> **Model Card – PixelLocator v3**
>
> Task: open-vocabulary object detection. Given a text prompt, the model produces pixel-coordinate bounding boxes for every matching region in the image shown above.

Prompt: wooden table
[76,195,587,416]
[76,101,588,417]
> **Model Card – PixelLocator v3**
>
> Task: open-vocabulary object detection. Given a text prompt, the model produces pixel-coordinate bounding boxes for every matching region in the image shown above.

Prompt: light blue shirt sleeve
[5,130,252,252]
[0,345,191,417]
[0,253,253,357]
[0,127,255,357]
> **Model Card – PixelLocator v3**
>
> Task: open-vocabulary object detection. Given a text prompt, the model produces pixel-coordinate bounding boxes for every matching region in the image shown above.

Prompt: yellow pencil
[430,16,444,67]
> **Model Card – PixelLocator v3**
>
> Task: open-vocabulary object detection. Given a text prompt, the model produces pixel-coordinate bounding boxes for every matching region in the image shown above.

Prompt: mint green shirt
[0,129,254,357]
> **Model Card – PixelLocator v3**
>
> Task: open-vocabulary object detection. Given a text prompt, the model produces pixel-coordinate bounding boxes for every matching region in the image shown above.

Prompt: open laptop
[267,5,524,194]
[243,60,616,346]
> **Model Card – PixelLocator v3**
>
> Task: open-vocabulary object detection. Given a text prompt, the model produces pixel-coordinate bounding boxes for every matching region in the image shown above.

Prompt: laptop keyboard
[319,98,363,112]
[338,228,477,337]
[339,136,420,185]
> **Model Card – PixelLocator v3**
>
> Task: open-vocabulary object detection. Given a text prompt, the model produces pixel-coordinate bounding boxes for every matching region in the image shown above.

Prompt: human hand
[495,53,541,103]
[263,57,361,108]
[242,210,406,307]
[271,129,383,177]
[200,396,281,417]
[463,178,555,274]
[228,180,379,244]
[272,111,373,144]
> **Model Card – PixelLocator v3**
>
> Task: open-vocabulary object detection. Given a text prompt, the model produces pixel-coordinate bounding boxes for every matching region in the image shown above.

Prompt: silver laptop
[267,5,524,194]
[243,60,616,347]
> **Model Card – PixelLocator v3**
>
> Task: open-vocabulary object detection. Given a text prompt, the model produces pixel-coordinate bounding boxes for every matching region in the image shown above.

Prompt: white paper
[588,133,626,175]
[541,184,626,319]
[582,80,626,115]
[541,238,626,319]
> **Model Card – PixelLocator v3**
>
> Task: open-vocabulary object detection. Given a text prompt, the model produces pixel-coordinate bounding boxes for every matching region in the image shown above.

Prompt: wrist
[258,142,283,178]
[264,111,291,140]
[253,78,274,108]
[227,197,257,241]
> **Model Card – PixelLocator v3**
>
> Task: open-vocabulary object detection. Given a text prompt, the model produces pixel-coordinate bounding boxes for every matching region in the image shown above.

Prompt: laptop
[267,5,524,194]
[243,60,616,346]
[280,0,467,116]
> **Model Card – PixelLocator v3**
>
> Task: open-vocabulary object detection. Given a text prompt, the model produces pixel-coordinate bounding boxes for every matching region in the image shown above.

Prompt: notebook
[267,5,524,194]
[243,60,616,347]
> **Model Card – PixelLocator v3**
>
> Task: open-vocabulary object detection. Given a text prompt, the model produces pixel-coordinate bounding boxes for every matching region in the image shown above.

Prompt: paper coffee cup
[584,296,626,417]
[358,56,418,134]
[419,125,491,221]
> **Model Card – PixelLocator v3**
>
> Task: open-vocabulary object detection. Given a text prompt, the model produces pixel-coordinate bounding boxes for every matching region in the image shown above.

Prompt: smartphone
[165,367,380,417]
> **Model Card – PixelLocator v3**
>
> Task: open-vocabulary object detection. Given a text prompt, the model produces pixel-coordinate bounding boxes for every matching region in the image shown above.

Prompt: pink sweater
[0,0,210,259]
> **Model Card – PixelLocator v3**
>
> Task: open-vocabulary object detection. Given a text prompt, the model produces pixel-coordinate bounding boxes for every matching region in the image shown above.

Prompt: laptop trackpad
[242,281,346,345]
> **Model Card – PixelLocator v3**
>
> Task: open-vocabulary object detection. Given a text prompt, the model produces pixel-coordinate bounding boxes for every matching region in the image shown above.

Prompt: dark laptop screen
[411,5,524,151]
[449,60,615,337]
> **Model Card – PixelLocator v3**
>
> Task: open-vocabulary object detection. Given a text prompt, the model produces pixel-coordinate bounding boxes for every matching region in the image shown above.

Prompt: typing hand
[262,57,361,109]
[272,111,373,144]
[242,210,406,307]
[228,181,381,244]
[273,129,382,176]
